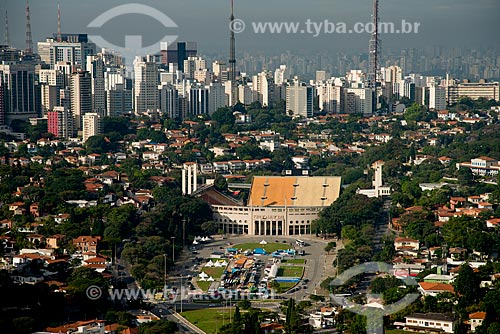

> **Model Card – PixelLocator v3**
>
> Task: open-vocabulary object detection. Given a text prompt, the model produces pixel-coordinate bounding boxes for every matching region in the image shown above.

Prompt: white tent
[199,277,207,281]
[259,240,268,245]
[195,236,202,241]
[220,260,228,266]
[193,240,199,245]
[204,260,214,267]
[214,261,223,267]
[207,276,215,282]
[202,236,210,242]
[198,272,208,278]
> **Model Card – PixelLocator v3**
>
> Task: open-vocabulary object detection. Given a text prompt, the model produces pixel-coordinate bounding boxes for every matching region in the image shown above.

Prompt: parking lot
[181,235,332,300]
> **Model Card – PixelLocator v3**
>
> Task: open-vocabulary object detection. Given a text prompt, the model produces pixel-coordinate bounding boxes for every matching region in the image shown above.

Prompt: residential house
[394,237,420,257]
[54,213,70,224]
[73,236,101,253]
[46,234,66,249]
[30,202,40,217]
[457,156,500,176]
[418,282,455,297]
[469,312,486,333]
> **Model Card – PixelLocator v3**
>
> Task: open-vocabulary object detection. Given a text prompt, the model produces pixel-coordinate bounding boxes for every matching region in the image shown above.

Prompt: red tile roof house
[468,312,487,332]
[73,236,101,253]
[418,282,455,297]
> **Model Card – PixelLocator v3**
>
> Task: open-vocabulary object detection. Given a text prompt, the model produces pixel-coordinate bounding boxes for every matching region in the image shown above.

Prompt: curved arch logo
[87,3,178,75]
[330,262,420,334]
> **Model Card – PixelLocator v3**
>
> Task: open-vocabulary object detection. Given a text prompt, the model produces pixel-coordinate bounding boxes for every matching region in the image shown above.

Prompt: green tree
[12,317,36,334]
[324,241,337,254]
[454,264,481,307]
[139,319,178,334]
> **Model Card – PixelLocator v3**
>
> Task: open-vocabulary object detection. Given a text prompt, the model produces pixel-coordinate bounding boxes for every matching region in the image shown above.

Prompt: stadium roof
[249,176,341,207]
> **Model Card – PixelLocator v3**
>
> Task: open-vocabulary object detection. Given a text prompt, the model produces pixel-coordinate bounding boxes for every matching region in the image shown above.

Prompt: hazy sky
[3,0,500,55]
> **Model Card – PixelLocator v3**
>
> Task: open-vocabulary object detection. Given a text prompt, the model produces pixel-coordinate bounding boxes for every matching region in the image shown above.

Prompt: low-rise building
[404,313,455,333]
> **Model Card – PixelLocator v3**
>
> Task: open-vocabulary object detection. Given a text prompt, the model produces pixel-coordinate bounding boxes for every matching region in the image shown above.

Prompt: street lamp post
[163,254,167,289]
[180,275,183,313]
[171,236,175,264]
[182,218,186,249]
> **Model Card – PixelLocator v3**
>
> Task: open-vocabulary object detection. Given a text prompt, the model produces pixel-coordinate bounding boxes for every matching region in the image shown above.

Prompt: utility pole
[171,236,175,263]
[182,218,186,249]
[163,254,167,288]
[180,275,183,313]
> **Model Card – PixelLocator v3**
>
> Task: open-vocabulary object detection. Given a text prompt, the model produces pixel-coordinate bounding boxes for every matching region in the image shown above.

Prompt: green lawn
[233,242,289,253]
[181,308,234,334]
[201,267,226,279]
[277,266,304,277]
[196,280,213,292]
[282,259,306,264]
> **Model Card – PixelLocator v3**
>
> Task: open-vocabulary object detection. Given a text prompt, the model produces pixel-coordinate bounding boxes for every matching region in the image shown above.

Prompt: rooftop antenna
[228,0,237,104]
[4,10,10,46]
[25,0,33,53]
[57,1,62,42]
[368,0,380,88]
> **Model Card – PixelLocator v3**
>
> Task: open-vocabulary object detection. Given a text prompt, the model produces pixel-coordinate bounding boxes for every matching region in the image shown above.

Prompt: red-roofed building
[73,236,101,253]
[418,282,455,296]
[469,312,486,332]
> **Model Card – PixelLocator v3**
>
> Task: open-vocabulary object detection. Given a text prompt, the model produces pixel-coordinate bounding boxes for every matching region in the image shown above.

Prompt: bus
[295,239,305,247]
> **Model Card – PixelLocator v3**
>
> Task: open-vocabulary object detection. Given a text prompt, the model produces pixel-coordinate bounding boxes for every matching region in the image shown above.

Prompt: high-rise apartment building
[70,70,92,130]
[87,55,106,115]
[208,82,227,115]
[183,56,206,80]
[0,61,40,123]
[188,84,209,116]
[48,106,74,139]
[429,85,446,110]
[252,71,274,107]
[317,81,343,113]
[134,56,159,114]
[160,42,197,71]
[159,84,179,119]
[37,34,96,70]
[286,78,314,118]
[82,112,101,141]
[345,88,373,115]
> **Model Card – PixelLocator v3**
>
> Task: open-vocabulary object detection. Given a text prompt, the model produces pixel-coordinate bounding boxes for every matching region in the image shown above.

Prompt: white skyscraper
[208,82,227,115]
[134,56,159,114]
[37,35,96,71]
[274,65,288,86]
[82,112,101,141]
[252,71,274,107]
[105,67,132,116]
[238,84,254,105]
[381,66,403,85]
[429,85,446,110]
[70,71,92,130]
[345,88,373,115]
[213,61,227,80]
[183,56,206,80]
[317,81,343,113]
[286,77,314,118]
[39,69,66,115]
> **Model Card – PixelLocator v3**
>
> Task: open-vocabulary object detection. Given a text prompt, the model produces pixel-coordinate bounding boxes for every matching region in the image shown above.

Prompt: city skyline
[2,0,500,55]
